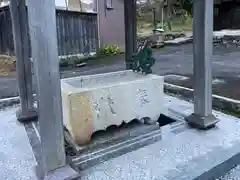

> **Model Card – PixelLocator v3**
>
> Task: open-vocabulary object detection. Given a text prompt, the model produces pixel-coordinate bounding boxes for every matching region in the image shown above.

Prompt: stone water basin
[61,70,164,145]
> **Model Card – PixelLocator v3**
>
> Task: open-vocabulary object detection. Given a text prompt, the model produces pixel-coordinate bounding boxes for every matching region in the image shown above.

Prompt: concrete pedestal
[185,113,219,129]
[16,108,38,122]
[151,33,164,48]
[36,165,79,180]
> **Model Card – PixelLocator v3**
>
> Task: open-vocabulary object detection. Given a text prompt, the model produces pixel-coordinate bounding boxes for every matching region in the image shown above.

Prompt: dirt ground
[1,43,240,100]
[0,55,16,76]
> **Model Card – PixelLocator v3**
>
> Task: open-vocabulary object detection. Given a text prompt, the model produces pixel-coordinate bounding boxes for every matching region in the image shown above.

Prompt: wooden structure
[9,0,37,122]
[0,5,98,56]
[10,0,218,179]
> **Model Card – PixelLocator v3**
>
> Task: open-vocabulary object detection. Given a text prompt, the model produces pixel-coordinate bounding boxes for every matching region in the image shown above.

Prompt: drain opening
[158,114,176,127]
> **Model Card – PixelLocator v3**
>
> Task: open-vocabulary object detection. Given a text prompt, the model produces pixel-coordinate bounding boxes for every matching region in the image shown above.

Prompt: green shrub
[100,44,121,56]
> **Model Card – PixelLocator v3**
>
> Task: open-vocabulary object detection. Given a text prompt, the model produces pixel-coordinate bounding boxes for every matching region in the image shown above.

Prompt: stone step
[69,115,183,171]
[71,127,163,171]
[64,120,160,155]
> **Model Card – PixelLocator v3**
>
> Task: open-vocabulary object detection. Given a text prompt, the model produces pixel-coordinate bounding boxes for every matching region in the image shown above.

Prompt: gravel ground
[1,43,240,99]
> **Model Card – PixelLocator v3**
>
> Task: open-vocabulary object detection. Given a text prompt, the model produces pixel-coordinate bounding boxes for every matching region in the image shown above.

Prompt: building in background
[0,0,8,7]
[97,0,125,51]
[0,0,98,56]
[61,0,125,51]
[0,0,125,55]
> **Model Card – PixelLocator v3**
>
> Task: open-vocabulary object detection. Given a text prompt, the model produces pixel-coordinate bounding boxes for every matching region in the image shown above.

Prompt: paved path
[0,105,37,180]
[1,43,240,99]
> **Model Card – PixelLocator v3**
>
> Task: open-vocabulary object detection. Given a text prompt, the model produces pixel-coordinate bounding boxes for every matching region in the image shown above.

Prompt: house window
[106,0,113,9]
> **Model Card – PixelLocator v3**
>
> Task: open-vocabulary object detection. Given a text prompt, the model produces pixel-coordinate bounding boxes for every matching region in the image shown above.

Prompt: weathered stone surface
[61,70,164,145]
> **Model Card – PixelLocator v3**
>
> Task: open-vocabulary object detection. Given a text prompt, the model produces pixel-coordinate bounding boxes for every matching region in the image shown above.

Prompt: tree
[137,0,192,32]
[182,0,193,15]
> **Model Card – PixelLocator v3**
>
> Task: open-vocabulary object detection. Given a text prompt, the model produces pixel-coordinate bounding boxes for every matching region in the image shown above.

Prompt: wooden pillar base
[35,165,79,180]
[16,108,38,123]
[185,114,219,130]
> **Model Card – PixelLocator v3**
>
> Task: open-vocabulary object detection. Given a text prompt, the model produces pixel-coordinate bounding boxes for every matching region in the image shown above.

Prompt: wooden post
[153,8,157,30]
[124,0,137,69]
[185,0,219,129]
[9,0,37,122]
[132,0,137,53]
[27,0,78,179]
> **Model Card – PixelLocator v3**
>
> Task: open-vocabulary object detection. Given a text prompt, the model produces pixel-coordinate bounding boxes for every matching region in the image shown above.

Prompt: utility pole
[27,0,78,179]
[9,0,37,123]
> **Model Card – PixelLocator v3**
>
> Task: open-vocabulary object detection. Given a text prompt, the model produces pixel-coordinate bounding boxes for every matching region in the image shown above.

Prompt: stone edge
[0,96,21,109]
[162,34,240,46]
[0,94,36,109]
[164,83,240,116]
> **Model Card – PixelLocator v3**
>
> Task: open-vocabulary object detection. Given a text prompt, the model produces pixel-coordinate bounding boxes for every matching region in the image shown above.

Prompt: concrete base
[71,122,164,171]
[185,113,219,129]
[42,165,79,180]
[150,33,165,48]
[16,107,38,123]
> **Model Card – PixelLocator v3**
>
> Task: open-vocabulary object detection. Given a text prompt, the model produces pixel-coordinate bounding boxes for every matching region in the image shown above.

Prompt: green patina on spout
[131,40,156,75]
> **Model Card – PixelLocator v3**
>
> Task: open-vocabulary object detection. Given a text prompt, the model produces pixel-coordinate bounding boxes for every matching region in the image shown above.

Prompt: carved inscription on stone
[136,89,150,108]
